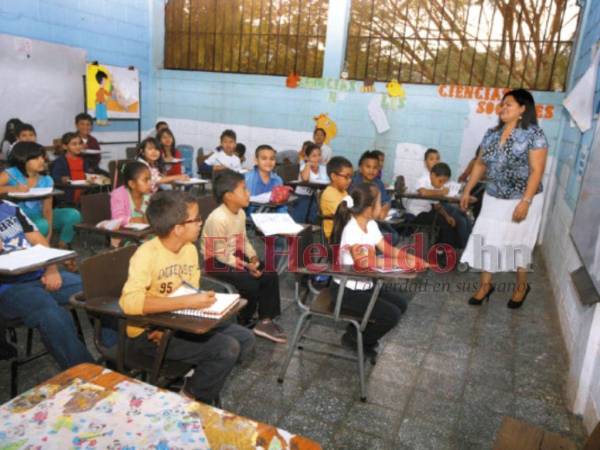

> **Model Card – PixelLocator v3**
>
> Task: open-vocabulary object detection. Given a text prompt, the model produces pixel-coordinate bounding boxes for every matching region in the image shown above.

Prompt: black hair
[330,182,379,246]
[313,127,327,137]
[61,132,81,147]
[301,140,313,153]
[496,88,538,130]
[2,118,23,145]
[424,148,439,160]
[358,150,380,166]
[75,112,93,124]
[155,121,168,130]
[16,123,36,137]
[220,129,237,142]
[255,144,276,159]
[431,162,451,178]
[156,128,176,151]
[304,143,321,158]
[371,149,384,159]
[122,161,150,189]
[326,156,353,178]
[9,141,45,176]
[235,143,246,157]
[146,191,197,237]
[213,169,244,204]
[95,70,108,84]
[137,137,164,172]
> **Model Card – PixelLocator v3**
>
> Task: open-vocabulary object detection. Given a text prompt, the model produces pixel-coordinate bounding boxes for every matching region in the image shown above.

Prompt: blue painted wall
[0,0,153,130]
[155,70,564,181]
[555,0,600,209]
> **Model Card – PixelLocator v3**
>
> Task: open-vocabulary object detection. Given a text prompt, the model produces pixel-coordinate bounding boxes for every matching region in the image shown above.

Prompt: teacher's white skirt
[460,192,544,273]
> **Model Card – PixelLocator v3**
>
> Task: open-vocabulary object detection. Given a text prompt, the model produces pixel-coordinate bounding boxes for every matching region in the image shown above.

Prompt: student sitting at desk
[110,161,152,227]
[331,183,422,356]
[119,191,255,405]
[320,156,354,242]
[201,170,286,343]
[244,144,284,214]
[5,123,37,161]
[200,129,242,174]
[75,113,102,170]
[405,162,471,255]
[351,150,401,246]
[0,199,93,370]
[136,137,188,193]
[290,143,328,224]
[157,128,183,176]
[0,142,81,252]
[51,132,108,205]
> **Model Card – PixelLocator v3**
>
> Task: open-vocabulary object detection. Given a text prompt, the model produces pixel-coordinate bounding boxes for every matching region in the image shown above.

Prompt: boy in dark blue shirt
[0,200,92,369]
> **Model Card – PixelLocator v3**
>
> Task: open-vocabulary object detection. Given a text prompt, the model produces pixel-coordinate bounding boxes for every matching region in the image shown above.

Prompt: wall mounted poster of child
[85,64,140,123]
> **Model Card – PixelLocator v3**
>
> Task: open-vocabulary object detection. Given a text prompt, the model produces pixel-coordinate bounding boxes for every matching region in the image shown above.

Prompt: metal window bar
[165,0,327,77]
[344,0,579,91]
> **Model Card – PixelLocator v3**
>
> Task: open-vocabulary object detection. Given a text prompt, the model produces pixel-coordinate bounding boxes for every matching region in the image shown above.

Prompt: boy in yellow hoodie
[119,190,254,404]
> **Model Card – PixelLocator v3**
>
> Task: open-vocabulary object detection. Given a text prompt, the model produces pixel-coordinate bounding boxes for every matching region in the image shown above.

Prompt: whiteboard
[0,34,86,146]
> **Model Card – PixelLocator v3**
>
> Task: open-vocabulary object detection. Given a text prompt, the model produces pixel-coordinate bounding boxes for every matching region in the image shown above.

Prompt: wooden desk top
[397,191,477,204]
[249,193,300,209]
[0,363,321,449]
[85,296,248,335]
[74,223,153,241]
[298,264,419,280]
[0,251,77,276]
[3,189,65,202]
[286,180,330,190]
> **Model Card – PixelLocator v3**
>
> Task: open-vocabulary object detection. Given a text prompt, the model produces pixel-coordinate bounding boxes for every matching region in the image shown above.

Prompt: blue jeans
[442,204,472,249]
[0,271,93,369]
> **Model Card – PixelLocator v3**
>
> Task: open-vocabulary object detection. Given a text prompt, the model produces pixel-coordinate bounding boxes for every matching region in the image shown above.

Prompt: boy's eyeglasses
[180,217,203,225]
[334,172,353,180]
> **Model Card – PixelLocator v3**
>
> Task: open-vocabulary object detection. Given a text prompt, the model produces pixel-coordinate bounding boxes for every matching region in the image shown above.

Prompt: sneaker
[253,320,287,343]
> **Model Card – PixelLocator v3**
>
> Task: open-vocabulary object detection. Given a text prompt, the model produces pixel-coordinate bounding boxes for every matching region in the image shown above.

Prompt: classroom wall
[0,0,153,133]
[155,71,564,184]
[540,0,600,432]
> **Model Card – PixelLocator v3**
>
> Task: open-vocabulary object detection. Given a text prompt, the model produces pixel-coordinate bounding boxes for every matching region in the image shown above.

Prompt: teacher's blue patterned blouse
[479,124,548,200]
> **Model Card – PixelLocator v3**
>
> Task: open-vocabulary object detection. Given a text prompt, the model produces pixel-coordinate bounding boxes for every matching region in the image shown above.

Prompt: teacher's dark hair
[498,89,538,130]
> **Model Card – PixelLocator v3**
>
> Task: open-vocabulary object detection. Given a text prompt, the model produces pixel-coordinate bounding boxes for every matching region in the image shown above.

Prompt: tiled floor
[0,249,588,449]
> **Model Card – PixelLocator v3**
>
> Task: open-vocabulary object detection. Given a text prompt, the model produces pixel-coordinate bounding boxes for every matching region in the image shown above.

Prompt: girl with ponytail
[330,182,426,356]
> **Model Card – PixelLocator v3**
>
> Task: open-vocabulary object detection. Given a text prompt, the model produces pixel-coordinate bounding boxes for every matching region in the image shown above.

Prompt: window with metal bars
[164,0,328,77]
[346,0,580,91]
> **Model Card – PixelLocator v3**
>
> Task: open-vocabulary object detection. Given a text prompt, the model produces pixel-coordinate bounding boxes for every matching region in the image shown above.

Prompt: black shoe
[468,285,495,306]
[507,284,531,309]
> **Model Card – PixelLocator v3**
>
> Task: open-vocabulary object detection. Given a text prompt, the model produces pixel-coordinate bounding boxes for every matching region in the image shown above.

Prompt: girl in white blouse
[330,182,426,355]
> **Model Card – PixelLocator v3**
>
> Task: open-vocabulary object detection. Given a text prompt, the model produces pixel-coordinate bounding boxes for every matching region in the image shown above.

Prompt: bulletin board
[0,34,86,146]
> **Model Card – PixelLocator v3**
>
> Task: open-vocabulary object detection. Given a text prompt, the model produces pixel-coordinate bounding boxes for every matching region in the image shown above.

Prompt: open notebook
[0,245,75,273]
[168,285,240,319]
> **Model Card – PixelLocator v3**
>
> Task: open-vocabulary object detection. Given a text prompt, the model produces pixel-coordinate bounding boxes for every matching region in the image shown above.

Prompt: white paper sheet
[368,94,390,133]
[249,192,272,204]
[8,187,53,198]
[0,245,75,272]
[174,177,209,185]
[563,46,600,132]
[124,223,150,231]
[251,213,304,236]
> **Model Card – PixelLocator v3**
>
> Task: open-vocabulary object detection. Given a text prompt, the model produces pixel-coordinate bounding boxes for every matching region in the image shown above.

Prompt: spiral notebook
[168,285,240,319]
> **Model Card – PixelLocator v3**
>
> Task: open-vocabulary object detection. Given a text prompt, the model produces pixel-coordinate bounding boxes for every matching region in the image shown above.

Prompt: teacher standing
[460,89,548,309]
